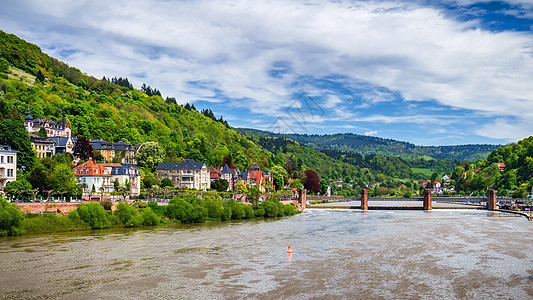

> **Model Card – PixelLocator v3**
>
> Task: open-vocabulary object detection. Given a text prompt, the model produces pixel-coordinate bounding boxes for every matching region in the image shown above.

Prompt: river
[1,209,533,299]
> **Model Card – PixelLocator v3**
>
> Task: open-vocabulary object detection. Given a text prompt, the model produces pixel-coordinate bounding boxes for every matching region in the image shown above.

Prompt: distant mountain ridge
[238,129,501,161]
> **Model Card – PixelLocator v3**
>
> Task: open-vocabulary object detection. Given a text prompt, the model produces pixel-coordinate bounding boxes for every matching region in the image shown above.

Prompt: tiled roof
[74,160,112,177]
[90,139,113,150]
[113,141,133,151]
[157,159,206,170]
[47,136,71,147]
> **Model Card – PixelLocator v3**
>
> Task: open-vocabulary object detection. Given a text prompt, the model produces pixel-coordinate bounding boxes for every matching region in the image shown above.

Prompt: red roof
[209,167,221,179]
[74,160,112,177]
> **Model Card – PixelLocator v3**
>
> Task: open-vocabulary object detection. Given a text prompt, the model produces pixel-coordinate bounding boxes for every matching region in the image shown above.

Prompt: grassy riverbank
[0,195,299,236]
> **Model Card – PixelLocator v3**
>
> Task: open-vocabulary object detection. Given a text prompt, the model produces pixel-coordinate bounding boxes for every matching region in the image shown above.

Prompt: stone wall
[15,201,169,214]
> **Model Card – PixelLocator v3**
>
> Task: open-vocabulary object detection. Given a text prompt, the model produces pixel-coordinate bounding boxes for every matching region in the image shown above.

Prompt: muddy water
[1,210,533,299]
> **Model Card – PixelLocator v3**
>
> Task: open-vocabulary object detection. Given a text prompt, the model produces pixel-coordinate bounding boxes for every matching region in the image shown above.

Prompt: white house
[0,145,17,191]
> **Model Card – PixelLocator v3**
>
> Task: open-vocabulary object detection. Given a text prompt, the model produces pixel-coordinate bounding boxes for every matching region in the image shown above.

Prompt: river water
[1,209,533,299]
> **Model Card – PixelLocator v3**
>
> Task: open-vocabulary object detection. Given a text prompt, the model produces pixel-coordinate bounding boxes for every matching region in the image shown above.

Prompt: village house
[100,163,141,196]
[24,109,71,138]
[157,159,211,190]
[0,145,17,191]
[47,136,75,155]
[29,133,54,158]
[216,159,272,192]
[74,160,114,201]
[90,139,136,164]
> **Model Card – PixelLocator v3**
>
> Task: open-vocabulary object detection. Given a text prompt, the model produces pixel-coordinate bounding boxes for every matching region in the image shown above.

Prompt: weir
[307,190,533,220]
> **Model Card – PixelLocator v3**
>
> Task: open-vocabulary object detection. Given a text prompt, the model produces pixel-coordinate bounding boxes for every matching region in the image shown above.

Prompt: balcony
[181,172,194,176]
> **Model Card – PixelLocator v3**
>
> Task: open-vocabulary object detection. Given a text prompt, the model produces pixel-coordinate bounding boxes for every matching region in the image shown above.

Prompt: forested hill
[238,129,500,161]
[0,30,272,171]
[0,30,372,181]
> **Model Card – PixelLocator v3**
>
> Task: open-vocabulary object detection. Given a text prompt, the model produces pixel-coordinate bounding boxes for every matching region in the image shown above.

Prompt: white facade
[0,145,17,191]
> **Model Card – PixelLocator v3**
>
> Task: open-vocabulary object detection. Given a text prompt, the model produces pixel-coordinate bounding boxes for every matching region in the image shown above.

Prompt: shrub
[166,197,207,223]
[77,202,109,229]
[0,197,26,236]
[140,207,159,226]
[103,200,113,210]
[116,201,143,227]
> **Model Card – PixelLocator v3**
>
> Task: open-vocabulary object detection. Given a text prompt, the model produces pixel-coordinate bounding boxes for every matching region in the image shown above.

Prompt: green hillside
[0,30,364,183]
[239,129,500,161]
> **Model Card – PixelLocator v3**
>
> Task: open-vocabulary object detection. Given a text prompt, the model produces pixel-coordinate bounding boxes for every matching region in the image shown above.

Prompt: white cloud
[1,0,533,142]
[364,130,379,136]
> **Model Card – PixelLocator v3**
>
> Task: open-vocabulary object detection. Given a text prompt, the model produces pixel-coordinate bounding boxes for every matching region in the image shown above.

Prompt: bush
[231,202,246,220]
[21,213,88,234]
[77,202,110,229]
[166,197,207,223]
[103,200,113,210]
[253,207,265,218]
[140,207,159,226]
[116,201,143,227]
[0,197,26,236]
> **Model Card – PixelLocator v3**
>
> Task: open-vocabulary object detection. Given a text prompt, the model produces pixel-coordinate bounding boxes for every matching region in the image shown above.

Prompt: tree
[0,197,25,236]
[49,163,78,198]
[3,179,32,201]
[36,69,45,83]
[76,202,109,229]
[319,179,328,195]
[0,57,9,73]
[73,137,93,160]
[134,141,164,170]
[0,119,35,171]
[211,179,229,192]
[116,202,142,227]
[271,165,288,190]
[246,187,260,205]
[160,177,173,188]
[304,170,320,194]
[234,182,247,195]
[290,179,303,190]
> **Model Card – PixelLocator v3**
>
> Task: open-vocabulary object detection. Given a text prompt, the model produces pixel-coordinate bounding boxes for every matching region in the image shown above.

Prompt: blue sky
[1,0,532,146]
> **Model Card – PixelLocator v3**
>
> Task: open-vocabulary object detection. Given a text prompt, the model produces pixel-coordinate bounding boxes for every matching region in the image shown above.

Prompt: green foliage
[3,179,32,200]
[166,196,207,223]
[76,202,109,229]
[242,129,499,161]
[160,177,173,188]
[211,179,229,192]
[140,207,160,225]
[0,197,25,236]
[0,119,35,171]
[116,201,143,227]
[135,141,164,170]
[21,213,89,234]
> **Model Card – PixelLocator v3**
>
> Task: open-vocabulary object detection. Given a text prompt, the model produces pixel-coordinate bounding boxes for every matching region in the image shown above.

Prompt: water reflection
[1,210,533,299]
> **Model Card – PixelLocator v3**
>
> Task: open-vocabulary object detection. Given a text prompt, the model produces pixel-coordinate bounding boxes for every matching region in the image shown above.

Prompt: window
[74,169,78,174]
[95,169,98,174]
[0,156,3,163]
[86,169,89,174]
[8,156,13,163]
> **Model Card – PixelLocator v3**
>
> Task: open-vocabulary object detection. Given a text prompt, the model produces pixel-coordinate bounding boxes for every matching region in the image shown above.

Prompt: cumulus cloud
[364,130,379,136]
[1,0,532,144]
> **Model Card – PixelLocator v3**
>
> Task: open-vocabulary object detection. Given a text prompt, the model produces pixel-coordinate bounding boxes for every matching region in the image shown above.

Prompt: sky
[1,0,532,146]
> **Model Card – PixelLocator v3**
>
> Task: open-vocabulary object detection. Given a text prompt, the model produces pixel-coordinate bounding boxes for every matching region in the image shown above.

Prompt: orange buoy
[287,245,293,253]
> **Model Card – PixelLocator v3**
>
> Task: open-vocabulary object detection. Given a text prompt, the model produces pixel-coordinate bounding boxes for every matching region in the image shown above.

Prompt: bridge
[305,189,533,220]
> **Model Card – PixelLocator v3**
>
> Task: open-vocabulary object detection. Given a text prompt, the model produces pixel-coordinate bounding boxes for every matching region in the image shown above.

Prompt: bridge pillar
[299,189,306,210]
[361,188,368,210]
[487,190,497,210]
[423,189,432,210]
